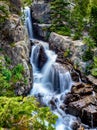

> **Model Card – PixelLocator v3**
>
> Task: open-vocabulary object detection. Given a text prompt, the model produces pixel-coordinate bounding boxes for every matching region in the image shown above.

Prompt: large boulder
[49,32,92,73]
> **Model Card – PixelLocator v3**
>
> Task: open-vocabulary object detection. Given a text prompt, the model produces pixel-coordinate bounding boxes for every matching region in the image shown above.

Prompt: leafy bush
[90,23,97,44]
[89,5,97,43]
[50,0,71,36]
[82,36,95,61]
[0,96,57,130]
[0,61,27,96]
[0,2,9,23]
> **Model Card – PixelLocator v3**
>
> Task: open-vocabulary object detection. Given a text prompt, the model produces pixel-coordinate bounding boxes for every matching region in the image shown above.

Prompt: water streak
[24,7,33,39]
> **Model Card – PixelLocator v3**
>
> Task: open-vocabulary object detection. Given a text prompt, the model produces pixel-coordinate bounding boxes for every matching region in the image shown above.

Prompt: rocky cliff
[0,0,32,96]
[31,0,51,39]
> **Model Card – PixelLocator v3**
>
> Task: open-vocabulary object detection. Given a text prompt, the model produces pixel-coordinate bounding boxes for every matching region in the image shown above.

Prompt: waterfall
[25,6,77,130]
[30,43,72,96]
[24,7,33,39]
[30,42,77,130]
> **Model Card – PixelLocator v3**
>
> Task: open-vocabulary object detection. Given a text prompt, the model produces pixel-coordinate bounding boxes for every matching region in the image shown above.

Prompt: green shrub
[50,0,71,36]
[2,68,12,81]
[82,49,94,61]
[72,32,82,40]
[91,68,97,77]
[4,56,11,64]
[64,48,71,57]
[90,23,97,44]
[0,3,9,23]
[0,96,57,130]
[12,64,24,75]
[0,62,27,96]
[82,36,95,61]
[91,56,97,77]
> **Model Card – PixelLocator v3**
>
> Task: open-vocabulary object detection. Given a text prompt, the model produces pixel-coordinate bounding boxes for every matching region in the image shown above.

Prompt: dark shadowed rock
[33,23,51,39]
[71,71,80,82]
[38,45,47,69]
[82,105,97,127]
[71,121,80,130]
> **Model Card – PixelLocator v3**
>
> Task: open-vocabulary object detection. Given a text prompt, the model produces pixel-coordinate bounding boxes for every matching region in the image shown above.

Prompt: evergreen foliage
[82,36,95,61]
[91,56,97,77]
[0,96,57,130]
[50,0,71,36]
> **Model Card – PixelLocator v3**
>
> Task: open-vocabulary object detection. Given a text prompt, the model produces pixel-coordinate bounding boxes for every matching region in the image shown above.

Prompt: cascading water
[30,41,77,130]
[25,7,77,130]
[24,7,33,39]
[49,63,72,94]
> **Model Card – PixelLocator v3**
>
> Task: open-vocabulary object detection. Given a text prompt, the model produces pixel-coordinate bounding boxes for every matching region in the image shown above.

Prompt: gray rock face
[49,32,91,73]
[1,14,27,43]
[31,0,51,39]
[33,23,51,38]
[3,39,32,96]
[32,0,50,24]
[0,12,32,96]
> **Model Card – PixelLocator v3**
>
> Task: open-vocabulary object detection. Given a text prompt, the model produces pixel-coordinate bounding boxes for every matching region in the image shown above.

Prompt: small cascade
[24,7,33,39]
[30,45,41,71]
[49,63,72,93]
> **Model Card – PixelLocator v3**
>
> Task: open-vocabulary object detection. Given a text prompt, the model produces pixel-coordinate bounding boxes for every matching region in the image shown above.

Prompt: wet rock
[49,97,57,110]
[49,99,56,106]
[71,121,80,130]
[60,104,66,111]
[38,45,47,69]
[64,93,74,104]
[33,23,51,39]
